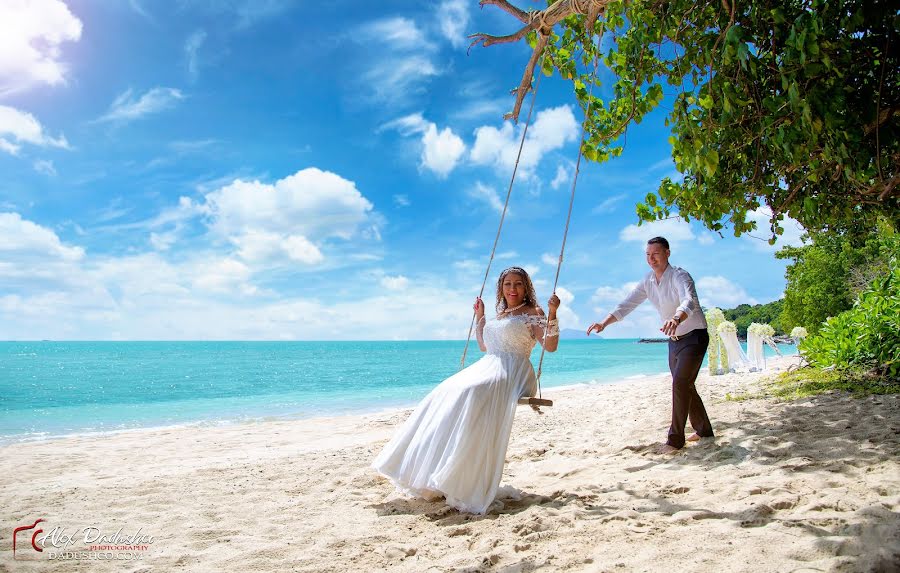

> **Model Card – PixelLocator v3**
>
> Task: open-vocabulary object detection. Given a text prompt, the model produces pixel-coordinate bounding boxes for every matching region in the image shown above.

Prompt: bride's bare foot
[655,443,679,454]
[686,433,701,442]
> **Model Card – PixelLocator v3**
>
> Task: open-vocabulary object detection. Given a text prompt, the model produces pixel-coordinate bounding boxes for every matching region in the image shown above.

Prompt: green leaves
[537,0,898,240]
[703,149,719,178]
[802,258,900,378]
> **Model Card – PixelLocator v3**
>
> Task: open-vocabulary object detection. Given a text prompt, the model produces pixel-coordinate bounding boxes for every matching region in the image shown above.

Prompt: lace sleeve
[523,314,560,338]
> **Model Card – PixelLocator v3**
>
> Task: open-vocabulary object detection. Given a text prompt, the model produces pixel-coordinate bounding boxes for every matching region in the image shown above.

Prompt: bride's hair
[495,266,540,314]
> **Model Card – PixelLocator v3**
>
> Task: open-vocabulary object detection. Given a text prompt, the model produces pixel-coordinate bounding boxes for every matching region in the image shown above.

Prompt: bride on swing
[372,266,560,514]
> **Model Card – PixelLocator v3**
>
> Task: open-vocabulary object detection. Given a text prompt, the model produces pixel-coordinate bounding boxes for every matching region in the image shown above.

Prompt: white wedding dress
[372,313,559,514]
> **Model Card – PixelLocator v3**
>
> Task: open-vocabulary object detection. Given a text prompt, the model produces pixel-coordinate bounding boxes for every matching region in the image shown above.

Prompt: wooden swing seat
[518,397,553,407]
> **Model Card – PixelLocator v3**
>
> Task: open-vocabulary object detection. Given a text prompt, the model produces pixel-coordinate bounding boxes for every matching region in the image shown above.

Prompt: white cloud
[353,17,444,106]
[381,112,428,136]
[0,0,82,96]
[421,123,466,177]
[552,285,579,328]
[453,259,481,274]
[193,168,376,267]
[231,230,324,265]
[361,17,432,51]
[697,275,758,308]
[191,258,255,294]
[108,168,375,267]
[592,193,627,214]
[450,99,507,122]
[698,232,716,245]
[0,139,17,154]
[185,30,207,80]
[526,105,580,154]
[437,0,470,49]
[150,231,177,251]
[745,207,807,250]
[541,253,557,266]
[381,275,409,290]
[0,105,69,154]
[231,0,292,29]
[393,194,410,207]
[383,113,466,177]
[129,0,152,20]
[203,168,373,241]
[0,215,487,341]
[556,286,574,305]
[97,87,184,123]
[550,164,569,190]
[33,159,57,176]
[0,212,84,261]
[591,281,639,305]
[468,182,504,213]
[171,139,216,153]
[619,217,696,248]
[470,105,579,177]
[648,157,674,171]
[147,195,206,230]
[368,55,440,103]
[0,253,479,340]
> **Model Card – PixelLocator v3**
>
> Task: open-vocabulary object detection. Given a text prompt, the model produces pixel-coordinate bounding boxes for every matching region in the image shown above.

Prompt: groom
[587,236,714,453]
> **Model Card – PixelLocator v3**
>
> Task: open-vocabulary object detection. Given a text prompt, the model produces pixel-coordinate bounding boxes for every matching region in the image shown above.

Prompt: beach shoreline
[0,343,798,446]
[2,355,897,572]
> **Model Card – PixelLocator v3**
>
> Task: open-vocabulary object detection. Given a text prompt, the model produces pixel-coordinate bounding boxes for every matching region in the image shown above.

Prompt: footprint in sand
[748,486,773,495]
[767,497,798,510]
[702,446,750,462]
[661,486,690,495]
[513,521,549,537]
[624,462,656,473]
[738,503,775,527]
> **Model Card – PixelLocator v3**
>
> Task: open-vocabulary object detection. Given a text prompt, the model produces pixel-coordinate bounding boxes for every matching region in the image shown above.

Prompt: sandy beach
[2,355,897,572]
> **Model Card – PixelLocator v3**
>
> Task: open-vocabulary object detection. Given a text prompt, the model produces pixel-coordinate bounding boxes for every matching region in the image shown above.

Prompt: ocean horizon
[0,339,794,444]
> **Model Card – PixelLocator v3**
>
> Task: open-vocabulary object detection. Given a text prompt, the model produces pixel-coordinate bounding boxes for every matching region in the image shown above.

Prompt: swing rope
[460,22,605,406]
[533,27,605,395]
[459,47,549,371]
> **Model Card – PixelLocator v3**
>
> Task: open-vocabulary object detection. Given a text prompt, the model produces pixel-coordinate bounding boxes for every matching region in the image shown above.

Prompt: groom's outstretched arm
[587,282,647,335]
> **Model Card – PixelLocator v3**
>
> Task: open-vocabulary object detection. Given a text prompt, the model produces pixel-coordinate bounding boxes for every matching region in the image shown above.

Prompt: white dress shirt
[610,264,708,337]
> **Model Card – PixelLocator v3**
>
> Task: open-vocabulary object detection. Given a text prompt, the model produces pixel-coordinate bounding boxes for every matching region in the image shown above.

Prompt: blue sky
[0,0,805,340]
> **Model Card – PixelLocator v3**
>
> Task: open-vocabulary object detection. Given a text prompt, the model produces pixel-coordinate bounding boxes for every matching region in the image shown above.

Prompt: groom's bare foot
[655,443,680,454]
[686,433,701,442]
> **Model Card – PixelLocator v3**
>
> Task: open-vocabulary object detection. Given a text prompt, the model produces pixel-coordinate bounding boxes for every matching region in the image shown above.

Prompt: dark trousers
[667,328,714,449]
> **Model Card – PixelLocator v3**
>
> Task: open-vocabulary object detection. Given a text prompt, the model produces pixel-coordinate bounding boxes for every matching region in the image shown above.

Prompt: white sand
[2,355,898,572]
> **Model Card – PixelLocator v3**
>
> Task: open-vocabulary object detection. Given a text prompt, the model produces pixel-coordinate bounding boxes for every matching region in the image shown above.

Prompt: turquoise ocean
[0,340,794,444]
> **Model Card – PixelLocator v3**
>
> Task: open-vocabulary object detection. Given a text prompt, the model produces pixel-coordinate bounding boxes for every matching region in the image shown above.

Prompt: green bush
[800,258,900,379]
[770,367,900,398]
[722,300,784,337]
[777,226,898,336]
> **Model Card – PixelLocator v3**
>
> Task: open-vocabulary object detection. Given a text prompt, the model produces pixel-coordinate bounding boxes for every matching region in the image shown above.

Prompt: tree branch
[505,34,550,122]
[865,106,897,135]
[479,0,530,24]
[468,25,532,50]
[470,0,612,121]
